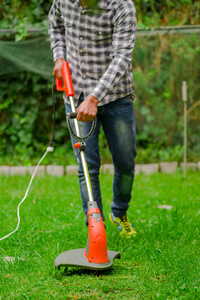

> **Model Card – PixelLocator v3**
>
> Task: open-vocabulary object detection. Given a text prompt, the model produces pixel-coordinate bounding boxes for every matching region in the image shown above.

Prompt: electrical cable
[0,78,56,242]
[0,150,50,242]
[49,77,56,148]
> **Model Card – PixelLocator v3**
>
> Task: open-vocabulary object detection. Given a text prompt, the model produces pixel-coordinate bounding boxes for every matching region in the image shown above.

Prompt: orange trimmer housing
[85,206,109,264]
[56,62,75,97]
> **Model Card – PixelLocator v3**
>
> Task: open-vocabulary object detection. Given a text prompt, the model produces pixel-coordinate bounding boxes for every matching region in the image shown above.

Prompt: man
[49,0,137,237]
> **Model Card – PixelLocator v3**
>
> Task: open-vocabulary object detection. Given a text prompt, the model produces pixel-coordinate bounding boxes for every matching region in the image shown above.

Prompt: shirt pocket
[90,27,113,43]
[63,19,74,37]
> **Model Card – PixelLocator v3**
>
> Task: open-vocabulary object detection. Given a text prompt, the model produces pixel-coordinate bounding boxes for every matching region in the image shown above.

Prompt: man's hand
[76,95,99,122]
[52,58,66,79]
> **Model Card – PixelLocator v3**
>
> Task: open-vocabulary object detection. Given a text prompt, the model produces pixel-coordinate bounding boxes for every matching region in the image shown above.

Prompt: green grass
[0,172,199,299]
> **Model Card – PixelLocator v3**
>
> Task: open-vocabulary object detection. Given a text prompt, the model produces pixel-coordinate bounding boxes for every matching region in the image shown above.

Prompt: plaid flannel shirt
[49,0,136,106]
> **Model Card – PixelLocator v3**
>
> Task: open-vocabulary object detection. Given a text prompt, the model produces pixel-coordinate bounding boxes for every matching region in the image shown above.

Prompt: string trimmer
[54,62,120,271]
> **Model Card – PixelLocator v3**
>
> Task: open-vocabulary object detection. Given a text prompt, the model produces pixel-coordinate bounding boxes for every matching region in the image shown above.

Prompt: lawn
[0,172,199,299]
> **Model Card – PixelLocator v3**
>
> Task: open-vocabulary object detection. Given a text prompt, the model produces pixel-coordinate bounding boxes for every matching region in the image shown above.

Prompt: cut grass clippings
[0,172,199,299]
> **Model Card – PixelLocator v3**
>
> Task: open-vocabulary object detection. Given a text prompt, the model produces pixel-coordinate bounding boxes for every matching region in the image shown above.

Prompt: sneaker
[109,212,137,237]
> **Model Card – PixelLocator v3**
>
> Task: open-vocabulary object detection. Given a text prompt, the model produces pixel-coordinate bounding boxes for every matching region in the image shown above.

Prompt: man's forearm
[91,2,136,102]
[48,1,66,62]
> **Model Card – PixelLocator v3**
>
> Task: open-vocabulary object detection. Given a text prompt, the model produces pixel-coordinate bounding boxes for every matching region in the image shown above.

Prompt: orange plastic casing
[84,207,109,264]
[56,62,75,97]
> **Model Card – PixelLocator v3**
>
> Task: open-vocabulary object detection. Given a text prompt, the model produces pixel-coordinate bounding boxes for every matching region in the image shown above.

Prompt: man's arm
[91,0,136,102]
[49,0,66,78]
[77,0,136,122]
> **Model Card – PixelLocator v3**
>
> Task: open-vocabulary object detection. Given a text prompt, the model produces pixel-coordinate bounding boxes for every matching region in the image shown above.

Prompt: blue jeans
[65,93,137,225]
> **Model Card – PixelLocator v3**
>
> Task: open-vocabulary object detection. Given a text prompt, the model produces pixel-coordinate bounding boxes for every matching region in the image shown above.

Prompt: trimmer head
[54,202,120,271]
[54,248,120,271]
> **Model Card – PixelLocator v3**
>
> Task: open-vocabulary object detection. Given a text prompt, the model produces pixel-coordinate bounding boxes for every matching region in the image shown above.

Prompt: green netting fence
[0,35,53,78]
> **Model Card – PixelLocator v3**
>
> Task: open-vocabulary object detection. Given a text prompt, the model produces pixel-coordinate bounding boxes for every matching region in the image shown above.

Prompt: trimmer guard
[54,248,120,271]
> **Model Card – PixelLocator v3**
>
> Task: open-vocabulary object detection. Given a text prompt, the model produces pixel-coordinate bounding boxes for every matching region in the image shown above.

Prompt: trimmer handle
[68,112,77,119]
[56,62,75,97]
[66,113,97,142]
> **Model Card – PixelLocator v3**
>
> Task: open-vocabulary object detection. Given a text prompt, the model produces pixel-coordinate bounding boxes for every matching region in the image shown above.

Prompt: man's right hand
[52,58,66,80]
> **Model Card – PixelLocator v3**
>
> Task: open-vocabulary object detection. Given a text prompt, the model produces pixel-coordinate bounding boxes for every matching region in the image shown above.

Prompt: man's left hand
[76,95,99,122]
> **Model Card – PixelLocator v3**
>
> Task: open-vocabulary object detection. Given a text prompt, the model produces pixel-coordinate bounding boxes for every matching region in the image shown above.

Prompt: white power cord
[0,147,53,242]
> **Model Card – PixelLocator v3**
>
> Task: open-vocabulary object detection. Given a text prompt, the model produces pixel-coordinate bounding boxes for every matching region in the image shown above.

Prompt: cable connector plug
[47,146,54,152]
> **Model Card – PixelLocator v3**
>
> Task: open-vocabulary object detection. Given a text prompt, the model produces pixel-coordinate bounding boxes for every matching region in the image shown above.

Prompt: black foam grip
[69,112,77,119]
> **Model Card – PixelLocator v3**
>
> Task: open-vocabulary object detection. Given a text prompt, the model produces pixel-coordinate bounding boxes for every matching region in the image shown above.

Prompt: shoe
[109,212,137,237]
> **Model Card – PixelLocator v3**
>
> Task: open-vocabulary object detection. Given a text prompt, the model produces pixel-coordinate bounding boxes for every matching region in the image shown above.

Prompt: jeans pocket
[118,95,133,106]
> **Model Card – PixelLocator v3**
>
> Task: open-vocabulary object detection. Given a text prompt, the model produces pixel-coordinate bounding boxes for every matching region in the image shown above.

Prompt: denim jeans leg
[100,95,137,217]
[65,100,104,225]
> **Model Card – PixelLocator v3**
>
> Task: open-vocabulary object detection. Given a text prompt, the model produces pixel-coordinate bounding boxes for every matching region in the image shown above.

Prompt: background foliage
[1,0,200,28]
[0,1,200,165]
[133,32,200,163]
